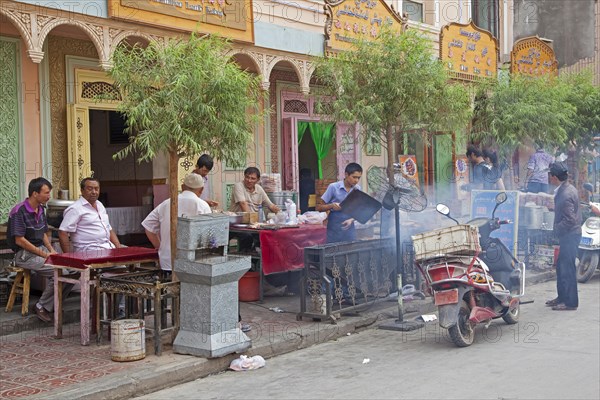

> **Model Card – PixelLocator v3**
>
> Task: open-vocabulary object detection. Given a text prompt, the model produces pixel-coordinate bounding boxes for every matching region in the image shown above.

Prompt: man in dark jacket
[546,162,582,311]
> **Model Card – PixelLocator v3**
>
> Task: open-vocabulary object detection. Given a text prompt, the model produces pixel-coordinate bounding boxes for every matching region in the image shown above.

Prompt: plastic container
[239,271,260,302]
[110,319,145,362]
[287,202,297,224]
[258,205,264,222]
[411,224,480,261]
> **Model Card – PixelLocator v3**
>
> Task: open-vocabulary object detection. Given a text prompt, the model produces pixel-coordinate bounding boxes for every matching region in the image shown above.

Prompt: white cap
[183,173,204,189]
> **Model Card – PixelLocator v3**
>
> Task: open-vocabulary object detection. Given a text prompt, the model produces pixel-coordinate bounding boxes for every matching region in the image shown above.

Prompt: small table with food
[45,247,159,345]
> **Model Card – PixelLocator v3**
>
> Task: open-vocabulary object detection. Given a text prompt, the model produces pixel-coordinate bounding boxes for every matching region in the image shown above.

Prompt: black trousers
[556,231,581,308]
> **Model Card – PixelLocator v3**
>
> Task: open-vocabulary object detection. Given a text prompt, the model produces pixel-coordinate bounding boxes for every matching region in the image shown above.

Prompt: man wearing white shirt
[142,173,211,271]
[59,177,121,253]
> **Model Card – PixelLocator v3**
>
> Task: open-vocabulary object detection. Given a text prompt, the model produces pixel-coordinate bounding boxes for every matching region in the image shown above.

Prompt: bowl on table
[229,213,243,225]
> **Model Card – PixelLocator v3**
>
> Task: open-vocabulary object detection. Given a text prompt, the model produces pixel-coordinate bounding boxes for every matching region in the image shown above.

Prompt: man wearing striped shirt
[7,177,72,323]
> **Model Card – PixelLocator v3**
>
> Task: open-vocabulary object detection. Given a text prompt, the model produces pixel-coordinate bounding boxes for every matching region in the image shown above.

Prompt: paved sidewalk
[0,270,556,400]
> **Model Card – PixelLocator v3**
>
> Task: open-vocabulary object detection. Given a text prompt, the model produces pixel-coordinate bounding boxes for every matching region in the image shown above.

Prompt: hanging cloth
[308,122,336,179]
[297,121,309,145]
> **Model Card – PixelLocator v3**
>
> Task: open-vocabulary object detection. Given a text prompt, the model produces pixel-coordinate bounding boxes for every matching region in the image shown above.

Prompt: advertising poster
[398,155,419,187]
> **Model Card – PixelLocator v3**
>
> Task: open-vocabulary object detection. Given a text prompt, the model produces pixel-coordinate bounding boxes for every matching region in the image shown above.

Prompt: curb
[33,298,435,400]
[32,271,556,399]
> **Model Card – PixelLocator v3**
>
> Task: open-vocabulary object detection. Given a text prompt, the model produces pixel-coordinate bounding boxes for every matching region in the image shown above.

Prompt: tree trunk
[386,124,395,186]
[169,149,179,281]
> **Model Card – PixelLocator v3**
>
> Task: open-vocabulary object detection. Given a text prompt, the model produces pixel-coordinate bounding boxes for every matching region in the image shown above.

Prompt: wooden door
[282,117,299,192]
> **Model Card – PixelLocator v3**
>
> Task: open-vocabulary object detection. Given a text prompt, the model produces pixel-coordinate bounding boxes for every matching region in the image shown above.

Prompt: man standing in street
[317,163,363,243]
[525,146,554,193]
[59,177,121,253]
[142,173,211,272]
[546,162,582,311]
[193,154,219,208]
[7,177,72,322]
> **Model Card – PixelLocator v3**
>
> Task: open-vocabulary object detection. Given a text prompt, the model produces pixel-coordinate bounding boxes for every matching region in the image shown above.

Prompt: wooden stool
[5,266,31,316]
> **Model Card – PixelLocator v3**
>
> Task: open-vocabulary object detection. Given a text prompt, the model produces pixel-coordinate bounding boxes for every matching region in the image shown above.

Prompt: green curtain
[309,122,336,179]
[297,121,309,145]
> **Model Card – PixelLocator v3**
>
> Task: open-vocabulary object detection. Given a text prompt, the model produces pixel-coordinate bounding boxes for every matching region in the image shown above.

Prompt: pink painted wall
[20,37,42,184]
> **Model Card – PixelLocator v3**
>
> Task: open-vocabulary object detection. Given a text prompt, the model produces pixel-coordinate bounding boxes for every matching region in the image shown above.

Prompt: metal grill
[298,238,396,323]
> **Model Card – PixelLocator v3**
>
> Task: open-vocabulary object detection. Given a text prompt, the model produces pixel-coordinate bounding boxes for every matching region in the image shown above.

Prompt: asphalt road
[140,275,600,400]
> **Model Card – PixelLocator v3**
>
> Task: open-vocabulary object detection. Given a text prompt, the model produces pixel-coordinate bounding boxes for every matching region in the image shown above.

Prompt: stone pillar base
[173,328,251,358]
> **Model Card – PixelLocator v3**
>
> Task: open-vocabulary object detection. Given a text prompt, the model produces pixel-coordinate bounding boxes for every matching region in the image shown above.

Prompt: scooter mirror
[436,203,450,216]
[495,192,507,204]
[583,183,594,193]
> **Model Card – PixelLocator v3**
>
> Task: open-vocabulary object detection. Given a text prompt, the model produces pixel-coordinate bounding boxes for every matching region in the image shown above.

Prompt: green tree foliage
[471,73,576,156]
[472,70,599,169]
[559,70,600,160]
[110,34,264,166]
[109,34,266,272]
[314,27,472,182]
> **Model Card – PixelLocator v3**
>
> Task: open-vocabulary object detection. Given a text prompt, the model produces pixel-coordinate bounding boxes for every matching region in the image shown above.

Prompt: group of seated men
[6,154,281,327]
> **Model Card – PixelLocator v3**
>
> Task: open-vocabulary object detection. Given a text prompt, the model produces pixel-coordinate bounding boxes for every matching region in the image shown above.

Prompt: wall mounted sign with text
[510,36,558,77]
[439,20,498,81]
[109,0,254,43]
[324,0,407,53]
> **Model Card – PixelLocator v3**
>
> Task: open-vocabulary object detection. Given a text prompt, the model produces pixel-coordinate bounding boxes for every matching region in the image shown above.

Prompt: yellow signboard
[324,0,407,52]
[109,0,254,43]
[439,20,498,81]
[510,36,558,77]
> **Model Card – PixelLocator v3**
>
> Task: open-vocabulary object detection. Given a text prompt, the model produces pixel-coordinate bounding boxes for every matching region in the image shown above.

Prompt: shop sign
[324,0,407,53]
[439,20,498,81]
[510,36,558,77]
[108,0,253,43]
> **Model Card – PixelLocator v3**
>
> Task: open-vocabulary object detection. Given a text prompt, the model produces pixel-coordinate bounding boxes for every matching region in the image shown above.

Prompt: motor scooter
[577,182,600,283]
[413,192,525,347]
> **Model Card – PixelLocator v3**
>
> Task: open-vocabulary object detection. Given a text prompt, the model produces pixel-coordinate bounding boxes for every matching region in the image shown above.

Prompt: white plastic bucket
[111,319,146,362]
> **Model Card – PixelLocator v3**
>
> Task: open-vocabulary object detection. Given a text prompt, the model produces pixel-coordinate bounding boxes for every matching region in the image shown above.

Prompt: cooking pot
[228,213,243,225]
[46,198,75,228]
[542,210,554,230]
[267,191,297,211]
[520,205,544,230]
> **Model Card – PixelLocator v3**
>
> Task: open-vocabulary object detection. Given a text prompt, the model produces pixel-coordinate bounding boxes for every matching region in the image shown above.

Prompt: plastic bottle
[258,204,264,222]
[287,202,297,224]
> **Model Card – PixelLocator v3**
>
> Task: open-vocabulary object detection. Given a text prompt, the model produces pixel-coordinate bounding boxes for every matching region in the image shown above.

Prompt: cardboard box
[240,212,259,224]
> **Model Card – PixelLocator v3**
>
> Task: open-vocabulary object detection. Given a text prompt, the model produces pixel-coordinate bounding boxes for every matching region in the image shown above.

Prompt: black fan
[368,165,427,329]
[367,166,427,212]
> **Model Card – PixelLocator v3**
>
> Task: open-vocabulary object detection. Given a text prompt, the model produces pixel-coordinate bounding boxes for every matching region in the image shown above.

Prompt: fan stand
[378,204,424,332]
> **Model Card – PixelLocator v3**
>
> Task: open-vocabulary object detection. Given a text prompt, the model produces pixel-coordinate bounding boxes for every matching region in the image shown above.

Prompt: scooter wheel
[502,302,520,325]
[448,300,474,347]
[576,251,599,283]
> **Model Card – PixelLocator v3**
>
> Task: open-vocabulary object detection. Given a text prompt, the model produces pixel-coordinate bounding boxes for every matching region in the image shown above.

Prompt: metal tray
[340,190,382,224]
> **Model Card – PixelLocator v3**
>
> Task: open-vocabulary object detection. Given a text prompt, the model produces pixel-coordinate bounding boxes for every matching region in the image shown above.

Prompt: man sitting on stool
[7,177,73,323]
[142,173,211,273]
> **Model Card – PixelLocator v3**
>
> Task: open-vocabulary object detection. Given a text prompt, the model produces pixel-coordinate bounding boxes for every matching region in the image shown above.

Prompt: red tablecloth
[246,225,327,275]
[46,247,158,269]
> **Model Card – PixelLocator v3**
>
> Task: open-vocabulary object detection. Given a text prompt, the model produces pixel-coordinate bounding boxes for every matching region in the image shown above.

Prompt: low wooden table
[45,247,159,345]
